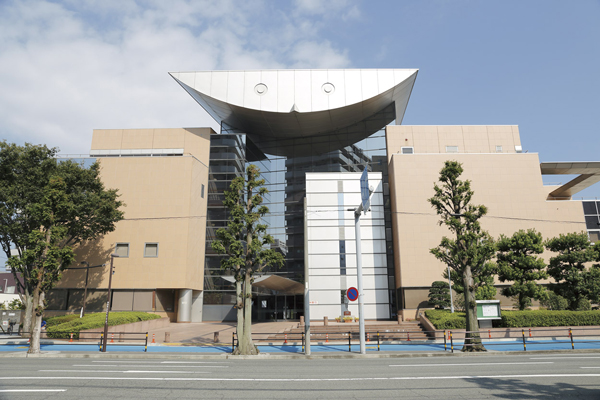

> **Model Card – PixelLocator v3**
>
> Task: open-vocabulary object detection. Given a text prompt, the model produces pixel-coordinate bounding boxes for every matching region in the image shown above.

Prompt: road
[0,353,599,399]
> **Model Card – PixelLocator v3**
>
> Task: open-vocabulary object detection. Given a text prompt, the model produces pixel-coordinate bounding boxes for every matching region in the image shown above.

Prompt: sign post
[355,169,371,355]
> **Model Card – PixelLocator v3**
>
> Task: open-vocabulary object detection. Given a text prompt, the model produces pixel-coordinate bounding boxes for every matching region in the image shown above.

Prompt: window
[495,145,503,153]
[401,146,414,154]
[115,243,129,258]
[201,184,205,198]
[446,146,459,153]
[144,243,159,257]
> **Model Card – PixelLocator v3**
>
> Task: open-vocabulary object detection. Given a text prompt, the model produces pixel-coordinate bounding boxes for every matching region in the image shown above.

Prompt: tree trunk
[236,272,258,355]
[234,279,244,353]
[27,288,44,354]
[462,265,486,352]
[22,289,33,338]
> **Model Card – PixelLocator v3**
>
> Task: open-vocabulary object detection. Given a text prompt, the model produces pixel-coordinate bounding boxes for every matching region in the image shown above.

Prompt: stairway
[268,321,432,342]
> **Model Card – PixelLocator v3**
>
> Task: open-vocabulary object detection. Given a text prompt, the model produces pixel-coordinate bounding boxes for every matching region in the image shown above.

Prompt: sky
[0,0,598,188]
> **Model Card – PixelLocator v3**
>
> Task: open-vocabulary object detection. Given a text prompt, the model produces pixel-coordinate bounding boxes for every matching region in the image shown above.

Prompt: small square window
[495,145,503,153]
[144,243,158,258]
[446,146,459,153]
[115,243,129,258]
[401,147,414,154]
[201,184,205,198]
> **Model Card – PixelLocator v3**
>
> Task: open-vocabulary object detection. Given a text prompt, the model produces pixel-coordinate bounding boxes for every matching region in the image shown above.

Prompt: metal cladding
[169,69,418,157]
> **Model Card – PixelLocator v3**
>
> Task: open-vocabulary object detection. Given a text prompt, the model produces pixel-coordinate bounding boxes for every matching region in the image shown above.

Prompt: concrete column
[177,289,192,323]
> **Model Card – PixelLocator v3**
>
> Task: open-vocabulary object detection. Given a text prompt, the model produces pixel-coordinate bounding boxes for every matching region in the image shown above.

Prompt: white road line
[160,361,229,364]
[72,365,228,368]
[390,362,553,367]
[530,357,600,360]
[5,374,600,382]
[39,370,210,374]
[580,367,600,369]
[0,390,66,393]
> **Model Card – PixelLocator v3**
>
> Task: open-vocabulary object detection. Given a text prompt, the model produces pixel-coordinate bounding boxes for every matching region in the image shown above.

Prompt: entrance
[254,294,303,322]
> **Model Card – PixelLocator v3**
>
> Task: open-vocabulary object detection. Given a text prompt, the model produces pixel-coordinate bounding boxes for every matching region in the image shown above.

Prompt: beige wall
[387,126,586,314]
[58,128,212,294]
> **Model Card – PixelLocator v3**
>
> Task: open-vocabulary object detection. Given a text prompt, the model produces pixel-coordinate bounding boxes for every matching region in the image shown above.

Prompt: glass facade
[203,125,397,321]
[583,200,600,243]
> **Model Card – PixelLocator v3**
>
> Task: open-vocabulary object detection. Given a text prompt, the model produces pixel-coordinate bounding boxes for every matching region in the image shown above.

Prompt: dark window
[582,201,598,215]
[585,215,600,230]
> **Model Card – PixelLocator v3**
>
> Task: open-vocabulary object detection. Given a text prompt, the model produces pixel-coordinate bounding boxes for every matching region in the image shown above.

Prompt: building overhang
[540,161,600,198]
[169,69,418,157]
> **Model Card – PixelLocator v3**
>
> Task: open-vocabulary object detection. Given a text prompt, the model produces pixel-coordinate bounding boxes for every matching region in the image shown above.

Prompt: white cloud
[0,0,355,154]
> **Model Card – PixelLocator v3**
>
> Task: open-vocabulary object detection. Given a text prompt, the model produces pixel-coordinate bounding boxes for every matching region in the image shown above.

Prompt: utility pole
[101,254,119,352]
[303,197,311,355]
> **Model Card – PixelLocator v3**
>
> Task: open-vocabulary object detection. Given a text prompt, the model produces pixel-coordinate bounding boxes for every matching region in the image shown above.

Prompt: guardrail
[230,326,600,354]
[8,331,150,352]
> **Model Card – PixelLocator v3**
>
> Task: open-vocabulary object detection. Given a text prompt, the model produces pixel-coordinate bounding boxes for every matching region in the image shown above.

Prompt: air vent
[401,147,414,154]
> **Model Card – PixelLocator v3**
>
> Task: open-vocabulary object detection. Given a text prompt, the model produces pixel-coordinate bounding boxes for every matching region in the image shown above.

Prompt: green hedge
[423,309,466,329]
[424,309,600,330]
[46,312,161,339]
[500,310,600,328]
[45,314,80,327]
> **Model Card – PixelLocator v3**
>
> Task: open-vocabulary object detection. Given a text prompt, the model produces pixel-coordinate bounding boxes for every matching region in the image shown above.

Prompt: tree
[428,281,451,309]
[429,161,496,352]
[211,165,284,355]
[496,229,548,310]
[443,264,497,300]
[0,142,124,354]
[545,232,597,311]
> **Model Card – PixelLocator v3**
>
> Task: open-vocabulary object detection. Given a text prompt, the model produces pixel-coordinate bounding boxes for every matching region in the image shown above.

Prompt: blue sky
[0,0,598,194]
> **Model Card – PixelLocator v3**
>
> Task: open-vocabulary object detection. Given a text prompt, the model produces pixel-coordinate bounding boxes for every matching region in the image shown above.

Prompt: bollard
[232,332,235,353]
[569,328,574,350]
[407,331,410,342]
[69,333,73,343]
[522,329,526,351]
[377,331,380,352]
[152,333,155,344]
[214,332,219,343]
[110,333,114,343]
[326,333,329,343]
[348,331,351,352]
[145,333,148,352]
[302,332,305,353]
[99,333,103,351]
[284,333,288,344]
[366,332,370,342]
[444,330,447,351]
[450,331,453,353]
[488,330,491,339]
[119,333,124,343]
[164,332,170,343]
[529,328,532,338]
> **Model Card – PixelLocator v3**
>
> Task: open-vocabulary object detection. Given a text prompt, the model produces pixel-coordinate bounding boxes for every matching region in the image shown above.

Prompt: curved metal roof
[169,69,418,157]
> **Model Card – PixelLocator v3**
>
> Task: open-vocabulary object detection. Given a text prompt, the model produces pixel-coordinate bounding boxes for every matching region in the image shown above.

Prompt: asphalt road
[0,353,599,399]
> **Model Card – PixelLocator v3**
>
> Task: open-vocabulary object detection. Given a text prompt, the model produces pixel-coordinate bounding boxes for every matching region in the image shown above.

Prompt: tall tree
[211,165,284,355]
[497,229,548,310]
[429,161,496,352]
[546,232,597,310]
[0,142,124,353]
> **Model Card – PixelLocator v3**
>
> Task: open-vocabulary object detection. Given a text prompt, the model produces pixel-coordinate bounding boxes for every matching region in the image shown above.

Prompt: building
[50,69,599,322]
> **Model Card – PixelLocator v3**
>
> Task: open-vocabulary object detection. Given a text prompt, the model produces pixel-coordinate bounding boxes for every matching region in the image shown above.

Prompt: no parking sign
[346,287,359,302]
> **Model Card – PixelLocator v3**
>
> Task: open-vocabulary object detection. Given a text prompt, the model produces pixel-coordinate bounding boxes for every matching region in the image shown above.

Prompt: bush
[424,309,600,329]
[424,309,466,329]
[46,312,161,339]
[540,292,568,311]
[45,314,80,327]
[500,310,600,328]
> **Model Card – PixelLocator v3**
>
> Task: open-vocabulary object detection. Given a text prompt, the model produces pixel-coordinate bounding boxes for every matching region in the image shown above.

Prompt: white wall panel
[310,70,329,112]
[309,276,340,290]
[242,71,261,110]
[377,69,396,93]
[344,70,362,106]
[277,70,295,112]
[260,70,278,111]
[226,72,245,107]
[210,72,228,102]
[294,70,312,112]
[326,69,346,110]
[360,70,379,101]
[310,290,342,305]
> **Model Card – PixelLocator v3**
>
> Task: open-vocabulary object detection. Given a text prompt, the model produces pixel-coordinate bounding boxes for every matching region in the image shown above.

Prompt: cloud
[0,0,356,154]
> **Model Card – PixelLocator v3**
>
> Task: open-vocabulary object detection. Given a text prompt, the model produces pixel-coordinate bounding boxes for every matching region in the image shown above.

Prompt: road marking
[390,362,553,367]
[530,357,600,360]
[6,374,600,382]
[90,361,228,364]
[72,365,228,368]
[39,370,210,374]
[580,367,600,369]
[0,390,66,393]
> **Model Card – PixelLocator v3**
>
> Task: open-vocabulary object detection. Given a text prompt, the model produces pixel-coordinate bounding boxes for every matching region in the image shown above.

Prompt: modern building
[49,69,600,322]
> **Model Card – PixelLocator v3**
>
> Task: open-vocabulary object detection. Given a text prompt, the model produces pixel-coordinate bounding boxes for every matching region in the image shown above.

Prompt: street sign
[360,168,370,211]
[347,287,359,301]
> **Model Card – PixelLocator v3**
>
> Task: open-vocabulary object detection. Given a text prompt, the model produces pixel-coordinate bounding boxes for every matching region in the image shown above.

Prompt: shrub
[46,312,161,339]
[540,292,569,310]
[423,309,466,329]
[500,310,600,328]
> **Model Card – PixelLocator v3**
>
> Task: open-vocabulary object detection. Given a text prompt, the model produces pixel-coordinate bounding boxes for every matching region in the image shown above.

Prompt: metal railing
[8,331,149,352]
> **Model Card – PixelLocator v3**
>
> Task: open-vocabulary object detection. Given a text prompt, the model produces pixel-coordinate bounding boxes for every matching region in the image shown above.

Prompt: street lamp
[80,261,89,317]
[101,254,119,352]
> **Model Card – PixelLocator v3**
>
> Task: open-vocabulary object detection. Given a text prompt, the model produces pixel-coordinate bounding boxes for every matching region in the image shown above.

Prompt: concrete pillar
[177,289,192,322]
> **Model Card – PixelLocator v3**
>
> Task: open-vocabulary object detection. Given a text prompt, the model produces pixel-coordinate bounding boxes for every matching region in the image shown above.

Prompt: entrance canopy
[221,275,304,295]
[170,69,418,157]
